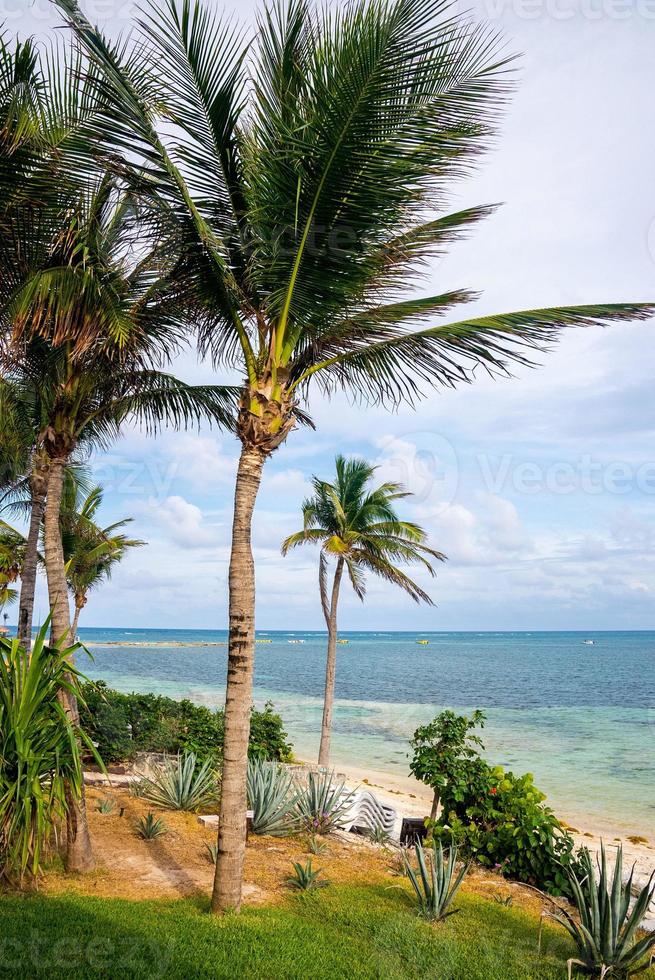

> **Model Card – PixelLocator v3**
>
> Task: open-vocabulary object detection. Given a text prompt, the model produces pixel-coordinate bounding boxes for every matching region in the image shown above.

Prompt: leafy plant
[403,840,469,922]
[552,843,655,979]
[79,683,293,765]
[134,753,218,812]
[285,860,329,892]
[306,835,328,856]
[0,624,100,883]
[247,760,299,836]
[135,812,168,840]
[95,798,115,815]
[295,771,355,835]
[409,709,486,821]
[430,761,580,895]
[204,841,218,864]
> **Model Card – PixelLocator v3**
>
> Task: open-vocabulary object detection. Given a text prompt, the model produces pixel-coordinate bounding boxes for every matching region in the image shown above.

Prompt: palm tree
[0,41,237,872]
[283,455,444,766]
[54,0,654,910]
[0,377,50,649]
[60,483,145,638]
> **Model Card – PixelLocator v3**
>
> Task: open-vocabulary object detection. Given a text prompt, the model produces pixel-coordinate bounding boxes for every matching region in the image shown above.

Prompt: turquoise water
[77,628,655,836]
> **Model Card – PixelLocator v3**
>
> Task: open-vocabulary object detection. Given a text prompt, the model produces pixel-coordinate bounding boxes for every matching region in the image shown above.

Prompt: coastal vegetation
[413,710,581,896]
[0,0,652,970]
[79,682,292,765]
[41,0,653,911]
[283,455,443,765]
[0,625,99,883]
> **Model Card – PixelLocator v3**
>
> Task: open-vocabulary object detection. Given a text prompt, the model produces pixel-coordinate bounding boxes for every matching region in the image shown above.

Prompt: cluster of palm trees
[0,0,650,912]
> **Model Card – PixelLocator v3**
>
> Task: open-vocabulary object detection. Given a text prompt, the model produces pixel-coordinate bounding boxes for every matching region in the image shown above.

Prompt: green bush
[429,758,580,896]
[79,682,293,765]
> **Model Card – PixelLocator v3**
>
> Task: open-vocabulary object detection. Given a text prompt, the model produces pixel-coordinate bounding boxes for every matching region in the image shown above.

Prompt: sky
[9,0,655,631]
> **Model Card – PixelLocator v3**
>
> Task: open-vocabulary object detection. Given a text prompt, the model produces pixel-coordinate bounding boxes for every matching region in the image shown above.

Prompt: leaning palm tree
[54,0,654,910]
[60,483,145,638]
[283,455,444,766]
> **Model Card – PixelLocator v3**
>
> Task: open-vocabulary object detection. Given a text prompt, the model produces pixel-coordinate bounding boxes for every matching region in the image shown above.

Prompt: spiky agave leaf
[135,753,219,812]
[553,843,655,975]
[246,759,299,836]
[403,839,469,921]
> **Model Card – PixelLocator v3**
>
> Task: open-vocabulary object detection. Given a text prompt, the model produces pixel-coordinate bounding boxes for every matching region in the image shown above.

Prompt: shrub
[430,759,580,895]
[0,625,99,883]
[247,760,299,836]
[409,710,486,821]
[403,840,469,921]
[80,683,293,765]
[133,753,218,812]
[553,843,655,978]
[294,771,355,835]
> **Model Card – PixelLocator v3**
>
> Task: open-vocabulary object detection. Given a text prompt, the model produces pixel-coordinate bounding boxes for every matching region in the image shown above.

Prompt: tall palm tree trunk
[318,558,344,768]
[212,444,266,913]
[17,460,48,648]
[43,455,94,873]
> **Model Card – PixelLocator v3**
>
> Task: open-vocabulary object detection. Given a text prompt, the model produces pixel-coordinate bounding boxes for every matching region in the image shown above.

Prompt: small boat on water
[288,639,305,644]
[416,639,429,645]
[582,639,595,646]
[337,639,349,645]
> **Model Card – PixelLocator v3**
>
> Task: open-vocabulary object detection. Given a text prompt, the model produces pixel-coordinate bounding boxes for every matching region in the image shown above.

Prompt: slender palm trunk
[17,463,48,649]
[212,444,266,913]
[318,558,344,768]
[70,597,84,641]
[43,456,94,873]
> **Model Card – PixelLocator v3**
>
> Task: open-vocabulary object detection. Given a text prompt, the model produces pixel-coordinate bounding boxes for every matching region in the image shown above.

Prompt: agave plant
[0,623,100,883]
[306,835,328,856]
[134,753,218,812]
[247,760,299,837]
[204,841,218,864]
[403,840,469,922]
[135,812,168,840]
[95,797,115,815]
[294,771,355,835]
[285,859,329,892]
[553,844,655,979]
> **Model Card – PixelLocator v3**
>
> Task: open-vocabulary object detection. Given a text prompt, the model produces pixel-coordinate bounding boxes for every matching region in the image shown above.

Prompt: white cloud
[146,495,222,549]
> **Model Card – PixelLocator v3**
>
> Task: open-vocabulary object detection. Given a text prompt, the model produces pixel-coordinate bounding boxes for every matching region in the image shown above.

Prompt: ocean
[76,627,655,836]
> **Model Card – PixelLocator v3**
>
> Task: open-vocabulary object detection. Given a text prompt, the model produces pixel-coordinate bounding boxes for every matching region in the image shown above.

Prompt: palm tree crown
[283,455,445,611]
[60,483,145,635]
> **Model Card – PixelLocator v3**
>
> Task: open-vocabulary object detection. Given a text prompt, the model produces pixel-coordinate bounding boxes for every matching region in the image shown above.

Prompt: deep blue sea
[76,628,655,836]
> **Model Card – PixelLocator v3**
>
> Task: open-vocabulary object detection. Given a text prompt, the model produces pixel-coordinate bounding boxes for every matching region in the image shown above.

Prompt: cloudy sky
[12,0,655,630]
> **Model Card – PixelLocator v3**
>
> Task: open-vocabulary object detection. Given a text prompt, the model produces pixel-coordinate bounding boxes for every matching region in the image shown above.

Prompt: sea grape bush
[415,709,581,895]
[80,682,293,765]
[429,760,580,895]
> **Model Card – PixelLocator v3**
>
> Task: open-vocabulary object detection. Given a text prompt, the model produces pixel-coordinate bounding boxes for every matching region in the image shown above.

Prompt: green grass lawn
[0,883,590,979]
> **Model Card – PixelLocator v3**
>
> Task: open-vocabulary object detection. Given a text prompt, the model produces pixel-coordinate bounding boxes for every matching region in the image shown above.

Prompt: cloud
[145,495,223,549]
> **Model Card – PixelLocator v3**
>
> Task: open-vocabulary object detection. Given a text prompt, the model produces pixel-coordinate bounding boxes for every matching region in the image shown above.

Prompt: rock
[197,815,219,828]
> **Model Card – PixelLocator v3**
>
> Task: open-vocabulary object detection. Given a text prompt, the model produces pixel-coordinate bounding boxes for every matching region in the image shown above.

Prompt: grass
[0,883,585,979]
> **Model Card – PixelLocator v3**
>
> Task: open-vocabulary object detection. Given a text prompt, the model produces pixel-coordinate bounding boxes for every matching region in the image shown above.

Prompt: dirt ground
[38,785,552,923]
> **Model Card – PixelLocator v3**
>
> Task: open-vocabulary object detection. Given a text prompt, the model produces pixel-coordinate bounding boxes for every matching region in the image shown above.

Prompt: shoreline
[308,754,655,915]
[311,753,654,844]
